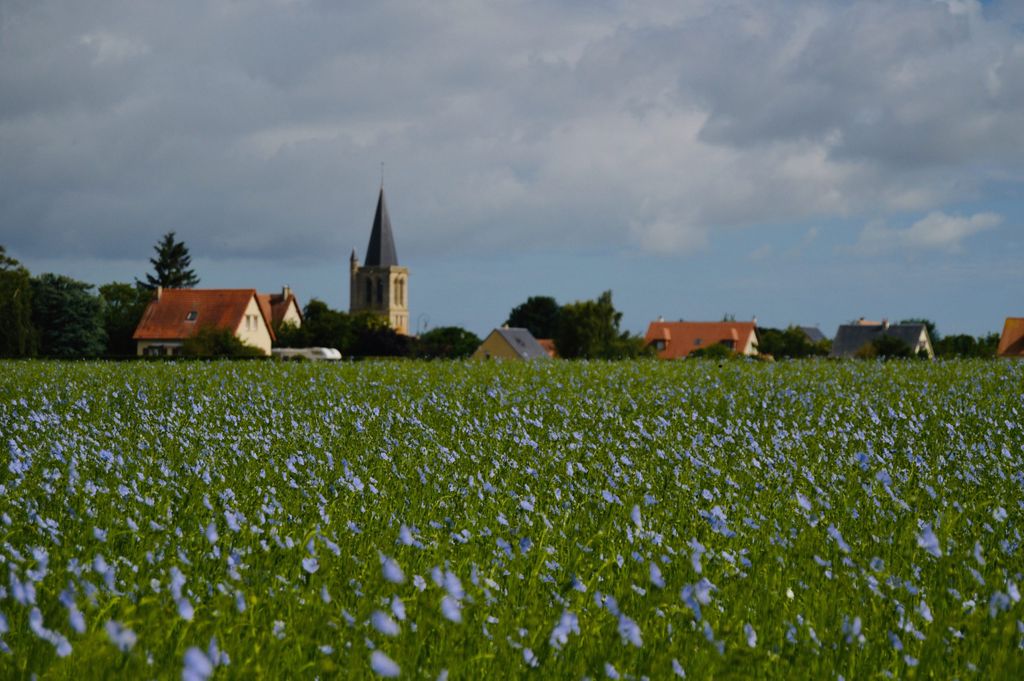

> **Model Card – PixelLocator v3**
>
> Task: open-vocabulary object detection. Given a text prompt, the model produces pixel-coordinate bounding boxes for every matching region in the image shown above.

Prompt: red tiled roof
[256,295,274,332]
[644,321,757,359]
[536,338,558,358]
[997,317,1024,357]
[133,288,273,341]
[257,291,302,327]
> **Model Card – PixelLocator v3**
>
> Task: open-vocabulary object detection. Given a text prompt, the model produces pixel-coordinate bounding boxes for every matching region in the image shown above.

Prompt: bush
[181,326,265,358]
[689,343,736,360]
[756,326,829,359]
[417,326,481,359]
[855,334,913,359]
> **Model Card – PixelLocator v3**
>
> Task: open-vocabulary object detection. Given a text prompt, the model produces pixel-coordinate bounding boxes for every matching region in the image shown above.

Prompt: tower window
[377,279,384,305]
[365,278,372,304]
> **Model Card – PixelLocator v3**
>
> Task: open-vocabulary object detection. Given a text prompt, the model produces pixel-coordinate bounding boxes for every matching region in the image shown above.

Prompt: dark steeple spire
[364,187,398,267]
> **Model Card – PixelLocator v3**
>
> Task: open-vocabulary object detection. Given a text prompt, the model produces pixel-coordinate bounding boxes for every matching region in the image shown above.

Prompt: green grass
[0,359,1022,679]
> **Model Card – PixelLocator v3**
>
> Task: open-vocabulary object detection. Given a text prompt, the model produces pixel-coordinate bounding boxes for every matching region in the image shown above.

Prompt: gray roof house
[830,320,934,359]
[471,327,552,360]
[799,326,828,344]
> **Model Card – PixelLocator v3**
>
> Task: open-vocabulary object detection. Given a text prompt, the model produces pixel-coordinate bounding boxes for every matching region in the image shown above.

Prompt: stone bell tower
[349,187,409,334]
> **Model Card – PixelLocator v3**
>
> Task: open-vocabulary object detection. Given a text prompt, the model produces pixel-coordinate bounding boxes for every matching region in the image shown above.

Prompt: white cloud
[851,211,1001,255]
[79,32,149,65]
[630,215,709,255]
[0,1,1021,261]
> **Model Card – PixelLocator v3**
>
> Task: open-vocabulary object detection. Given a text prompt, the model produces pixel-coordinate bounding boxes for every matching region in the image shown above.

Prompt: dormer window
[186,310,198,322]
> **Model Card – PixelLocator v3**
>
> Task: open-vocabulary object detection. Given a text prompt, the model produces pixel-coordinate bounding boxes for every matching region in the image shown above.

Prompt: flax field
[1,359,1022,679]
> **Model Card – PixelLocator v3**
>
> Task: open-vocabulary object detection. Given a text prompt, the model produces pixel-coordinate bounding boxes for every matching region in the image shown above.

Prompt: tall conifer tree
[137,232,200,289]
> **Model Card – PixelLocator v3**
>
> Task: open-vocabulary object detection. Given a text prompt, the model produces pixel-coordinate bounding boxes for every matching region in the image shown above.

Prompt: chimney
[882,318,889,330]
[156,285,162,300]
[282,285,292,300]
[657,315,664,322]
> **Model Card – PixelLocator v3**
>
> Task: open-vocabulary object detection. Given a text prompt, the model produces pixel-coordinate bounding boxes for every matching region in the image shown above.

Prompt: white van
[272,347,342,361]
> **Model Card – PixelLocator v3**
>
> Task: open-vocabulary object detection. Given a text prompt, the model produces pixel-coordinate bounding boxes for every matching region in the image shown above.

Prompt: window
[722,340,735,349]
[694,338,702,346]
[365,278,372,304]
[185,310,198,321]
[653,340,666,351]
[377,279,384,305]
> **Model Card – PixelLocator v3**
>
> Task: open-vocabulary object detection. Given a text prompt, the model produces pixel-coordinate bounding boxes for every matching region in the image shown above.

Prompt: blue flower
[916,524,942,558]
[441,596,462,623]
[370,650,400,677]
[380,554,405,584]
[106,620,137,652]
[372,610,400,637]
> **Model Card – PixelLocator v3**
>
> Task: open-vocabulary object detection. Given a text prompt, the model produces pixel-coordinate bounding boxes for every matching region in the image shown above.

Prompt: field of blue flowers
[1,359,1022,679]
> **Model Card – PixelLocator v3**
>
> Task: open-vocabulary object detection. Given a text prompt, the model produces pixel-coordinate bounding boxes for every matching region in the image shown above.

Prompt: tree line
[0,235,489,359]
[0,235,1003,360]
[275,290,646,360]
[0,234,203,358]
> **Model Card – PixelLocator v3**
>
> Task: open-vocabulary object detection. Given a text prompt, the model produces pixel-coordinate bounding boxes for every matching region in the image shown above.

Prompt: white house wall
[235,297,273,355]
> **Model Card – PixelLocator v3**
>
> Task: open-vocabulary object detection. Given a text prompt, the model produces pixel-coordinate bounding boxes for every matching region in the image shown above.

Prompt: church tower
[349,187,409,334]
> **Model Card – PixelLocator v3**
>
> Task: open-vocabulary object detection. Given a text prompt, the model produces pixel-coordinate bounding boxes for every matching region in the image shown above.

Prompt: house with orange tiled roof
[997,318,1024,358]
[257,286,302,330]
[132,287,274,356]
[536,338,559,358]
[644,320,758,359]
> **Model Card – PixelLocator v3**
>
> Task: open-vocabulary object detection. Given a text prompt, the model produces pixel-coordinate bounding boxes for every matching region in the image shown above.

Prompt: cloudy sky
[2,0,1022,338]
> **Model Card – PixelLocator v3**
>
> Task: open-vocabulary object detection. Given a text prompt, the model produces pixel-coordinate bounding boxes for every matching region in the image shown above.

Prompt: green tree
[301,299,357,351]
[352,323,413,357]
[0,246,37,357]
[137,231,200,290]
[417,326,481,359]
[756,326,829,359]
[856,334,913,359]
[30,273,107,358]
[181,326,264,358]
[275,301,405,356]
[555,291,646,359]
[273,321,309,348]
[977,332,1000,358]
[99,282,153,356]
[933,334,976,359]
[899,318,939,341]
[506,296,561,339]
[933,332,1000,359]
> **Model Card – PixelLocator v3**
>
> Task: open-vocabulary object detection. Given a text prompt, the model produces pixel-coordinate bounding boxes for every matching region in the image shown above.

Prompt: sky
[1,0,1022,339]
